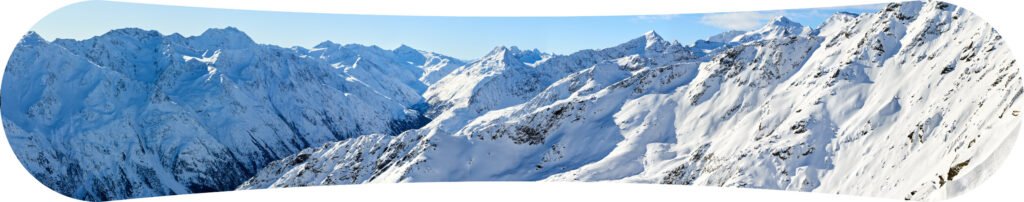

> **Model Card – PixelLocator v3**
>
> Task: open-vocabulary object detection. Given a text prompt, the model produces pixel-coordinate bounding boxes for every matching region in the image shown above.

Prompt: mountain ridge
[3,1,1020,201]
[3,26,459,200]
[238,2,1019,201]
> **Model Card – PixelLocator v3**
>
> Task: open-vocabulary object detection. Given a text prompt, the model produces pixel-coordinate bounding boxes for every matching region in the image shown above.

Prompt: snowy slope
[238,2,1020,200]
[295,42,465,107]
[731,16,815,43]
[1,28,460,200]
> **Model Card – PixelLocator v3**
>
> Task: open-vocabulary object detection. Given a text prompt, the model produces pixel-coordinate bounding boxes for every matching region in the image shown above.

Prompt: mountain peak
[393,44,427,64]
[198,27,248,39]
[726,15,811,43]
[476,46,521,68]
[644,30,667,48]
[102,28,162,39]
[488,45,510,55]
[639,30,670,52]
[817,12,863,38]
[203,26,243,34]
[396,44,416,51]
[644,30,663,41]
[508,45,533,54]
[487,45,532,54]
[166,33,186,40]
[607,30,674,55]
[20,31,46,45]
[394,44,422,55]
[880,1,924,20]
[314,40,338,49]
[482,45,544,65]
[768,16,793,24]
[763,16,802,29]
[191,27,255,48]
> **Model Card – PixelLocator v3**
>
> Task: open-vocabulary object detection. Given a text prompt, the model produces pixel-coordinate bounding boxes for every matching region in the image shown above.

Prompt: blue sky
[31,1,885,59]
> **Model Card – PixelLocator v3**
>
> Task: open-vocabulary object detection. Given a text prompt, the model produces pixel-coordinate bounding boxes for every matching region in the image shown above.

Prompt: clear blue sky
[30,1,885,59]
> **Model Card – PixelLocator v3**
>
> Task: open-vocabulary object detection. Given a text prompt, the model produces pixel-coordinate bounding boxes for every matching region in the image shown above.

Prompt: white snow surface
[2,1,1020,201]
[236,2,1020,201]
[2,27,461,200]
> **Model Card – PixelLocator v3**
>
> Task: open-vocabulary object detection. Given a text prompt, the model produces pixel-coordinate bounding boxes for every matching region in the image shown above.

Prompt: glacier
[2,1,1021,201]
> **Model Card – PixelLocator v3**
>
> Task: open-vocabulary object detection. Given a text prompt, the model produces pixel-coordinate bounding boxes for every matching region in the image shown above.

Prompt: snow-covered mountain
[295,42,465,107]
[1,27,462,200]
[731,16,815,43]
[237,1,1019,201]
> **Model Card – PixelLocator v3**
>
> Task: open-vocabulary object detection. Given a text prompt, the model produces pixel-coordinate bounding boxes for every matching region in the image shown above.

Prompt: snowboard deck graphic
[2,1,1019,201]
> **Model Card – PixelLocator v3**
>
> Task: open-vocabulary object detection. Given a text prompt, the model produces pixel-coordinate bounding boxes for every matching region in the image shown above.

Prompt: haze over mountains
[2,1,1019,201]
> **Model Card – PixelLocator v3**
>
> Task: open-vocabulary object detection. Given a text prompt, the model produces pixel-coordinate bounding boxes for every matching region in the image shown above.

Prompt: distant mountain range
[2,1,1019,201]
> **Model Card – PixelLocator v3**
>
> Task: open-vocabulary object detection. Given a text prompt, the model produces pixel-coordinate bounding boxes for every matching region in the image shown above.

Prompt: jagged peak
[308,41,393,56]
[510,45,524,53]
[20,31,46,45]
[101,28,162,39]
[880,1,924,19]
[761,16,804,30]
[337,43,385,52]
[108,27,156,34]
[643,30,668,49]
[510,46,544,55]
[474,45,519,67]
[669,40,682,47]
[614,30,671,53]
[485,45,515,60]
[486,45,529,56]
[489,45,509,52]
[726,15,812,43]
[481,45,545,65]
[644,30,663,41]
